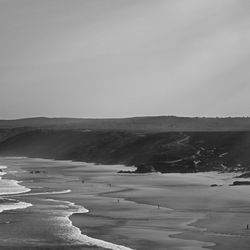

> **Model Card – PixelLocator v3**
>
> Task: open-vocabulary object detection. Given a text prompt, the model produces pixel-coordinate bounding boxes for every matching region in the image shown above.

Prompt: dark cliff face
[0,129,250,173]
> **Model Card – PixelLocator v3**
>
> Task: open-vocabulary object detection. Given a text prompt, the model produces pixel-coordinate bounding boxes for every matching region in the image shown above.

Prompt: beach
[0,157,249,249]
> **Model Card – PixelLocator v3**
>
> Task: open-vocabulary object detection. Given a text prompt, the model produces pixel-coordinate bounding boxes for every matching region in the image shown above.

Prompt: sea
[0,157,133,250]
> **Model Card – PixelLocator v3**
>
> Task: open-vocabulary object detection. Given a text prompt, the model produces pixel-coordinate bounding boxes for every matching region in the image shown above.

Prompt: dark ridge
[1,116,250,132]
[1,129,250,173]
[230,181,250,186]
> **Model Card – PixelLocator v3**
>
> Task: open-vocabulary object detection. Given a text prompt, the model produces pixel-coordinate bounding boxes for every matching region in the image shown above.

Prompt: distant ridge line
[1,115,250,121]
[0,116,250,132]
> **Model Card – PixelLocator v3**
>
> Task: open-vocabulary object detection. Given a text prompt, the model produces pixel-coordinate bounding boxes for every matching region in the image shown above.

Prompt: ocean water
[0,165,32,212]
[0,158,134,250]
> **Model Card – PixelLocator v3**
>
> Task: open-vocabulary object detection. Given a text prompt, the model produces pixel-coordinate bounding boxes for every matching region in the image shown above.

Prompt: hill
[0,129,250,173]
[0,116,250,132]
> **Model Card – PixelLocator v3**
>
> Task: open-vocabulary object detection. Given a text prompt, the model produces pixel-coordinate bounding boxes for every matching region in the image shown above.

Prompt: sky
[0,0,250,119]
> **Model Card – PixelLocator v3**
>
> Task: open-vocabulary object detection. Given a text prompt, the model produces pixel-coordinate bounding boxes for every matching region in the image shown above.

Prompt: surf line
[8,189,72,197]
[4,188,134,249]
[0,165,31,196]
[46,198,135,250]
[0,165,32,212]
[0,164,133,249]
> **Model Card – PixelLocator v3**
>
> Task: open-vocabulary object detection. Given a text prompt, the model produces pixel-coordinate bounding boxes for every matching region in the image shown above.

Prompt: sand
[0,157,250,249]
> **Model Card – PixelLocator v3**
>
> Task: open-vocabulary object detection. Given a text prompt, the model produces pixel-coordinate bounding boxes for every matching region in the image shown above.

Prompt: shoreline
[69,166,217,250]
[0,164,32,212]
[0,158,135,250]
[1,157,250,249]
[70,168,250,250]
[75,189,214,250]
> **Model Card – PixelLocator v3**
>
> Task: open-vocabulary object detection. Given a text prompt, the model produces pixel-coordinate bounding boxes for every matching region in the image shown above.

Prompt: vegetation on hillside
[0,129,250,173]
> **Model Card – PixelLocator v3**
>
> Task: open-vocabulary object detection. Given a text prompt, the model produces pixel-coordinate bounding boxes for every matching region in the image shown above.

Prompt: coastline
[0,157,250,249]
[70,185,214,250]
[0,157,135,250]
[66,163,215,250]
[0,164,32,212]
[69,169,250,250]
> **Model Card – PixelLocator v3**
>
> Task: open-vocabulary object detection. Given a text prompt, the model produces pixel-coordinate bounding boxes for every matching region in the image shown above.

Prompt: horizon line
[1,115,250,121]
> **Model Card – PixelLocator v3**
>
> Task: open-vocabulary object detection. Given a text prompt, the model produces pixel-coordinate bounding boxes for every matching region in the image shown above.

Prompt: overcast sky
[0,0,249,119]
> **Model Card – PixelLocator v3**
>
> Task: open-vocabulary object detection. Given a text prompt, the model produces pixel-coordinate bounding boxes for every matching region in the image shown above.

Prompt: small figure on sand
[247,224,249,230]
[109,183,111,187]
[117,199,120,203]
[157,204,160,209]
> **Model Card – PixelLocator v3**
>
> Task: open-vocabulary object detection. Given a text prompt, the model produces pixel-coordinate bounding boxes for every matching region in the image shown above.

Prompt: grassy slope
[1,129,250,173]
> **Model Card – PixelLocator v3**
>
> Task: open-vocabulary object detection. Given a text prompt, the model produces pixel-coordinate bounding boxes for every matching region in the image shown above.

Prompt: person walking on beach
[157,204,160,209]
[247,224,249,230]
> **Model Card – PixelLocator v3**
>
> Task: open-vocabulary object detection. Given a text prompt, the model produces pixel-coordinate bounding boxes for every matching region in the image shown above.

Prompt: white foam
[0,165,7,170]
[0,201,32,213]
[13,189,72,197]
[49,199,134,250]
[0,162,133,249]
[0,165,7,177]
[0,164,32,212]
[0,165,31,196]
[0,179,31,195]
